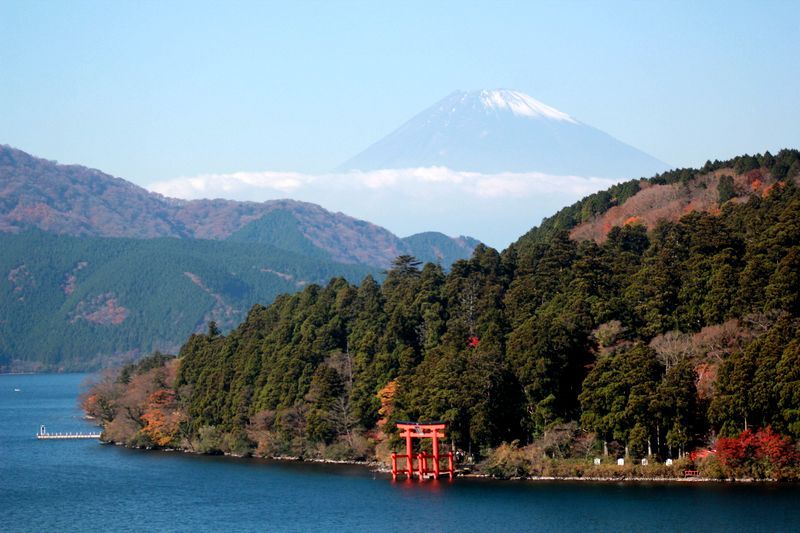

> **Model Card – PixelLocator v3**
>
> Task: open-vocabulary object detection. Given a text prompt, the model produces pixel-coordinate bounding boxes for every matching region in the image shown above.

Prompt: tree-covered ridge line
[513,148,800,249]
[0,145,478,269]
[84,156,800,480]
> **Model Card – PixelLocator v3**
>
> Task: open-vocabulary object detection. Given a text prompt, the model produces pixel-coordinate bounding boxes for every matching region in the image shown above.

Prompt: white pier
[36,424,101,440]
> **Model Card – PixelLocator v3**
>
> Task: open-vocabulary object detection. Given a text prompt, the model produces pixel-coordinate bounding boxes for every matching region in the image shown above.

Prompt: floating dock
[36,424,101,440]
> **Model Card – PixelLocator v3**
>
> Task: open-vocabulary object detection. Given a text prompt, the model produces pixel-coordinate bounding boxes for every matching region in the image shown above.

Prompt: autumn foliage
[376,380,398,431]
[81,353,185,448]
[716,428,799,479]
[569,159,798,243]
[140,389,183,447]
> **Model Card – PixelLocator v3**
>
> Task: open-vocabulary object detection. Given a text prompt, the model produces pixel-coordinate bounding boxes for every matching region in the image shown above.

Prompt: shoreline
[103,440,790,484]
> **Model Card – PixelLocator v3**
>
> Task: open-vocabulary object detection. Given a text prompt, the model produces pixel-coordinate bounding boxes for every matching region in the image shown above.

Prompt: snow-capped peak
[478,89,576,123]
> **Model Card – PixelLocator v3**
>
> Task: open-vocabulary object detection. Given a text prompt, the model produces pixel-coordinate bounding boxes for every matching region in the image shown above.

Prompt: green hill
[227,210,333,261]
[0,230,373,371]
[402,232,481,267]
[228,208,479,268]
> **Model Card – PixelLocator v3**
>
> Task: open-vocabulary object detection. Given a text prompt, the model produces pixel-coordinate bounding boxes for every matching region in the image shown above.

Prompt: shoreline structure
[99,439,785,484]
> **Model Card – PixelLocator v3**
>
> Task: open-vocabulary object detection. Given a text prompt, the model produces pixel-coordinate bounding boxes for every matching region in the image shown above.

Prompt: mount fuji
[339,89,670,179]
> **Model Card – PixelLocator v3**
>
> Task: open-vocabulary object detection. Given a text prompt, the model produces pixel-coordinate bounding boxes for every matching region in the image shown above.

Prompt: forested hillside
[0,230,373,371]
[84,150,800,479]
[514,149,800,248]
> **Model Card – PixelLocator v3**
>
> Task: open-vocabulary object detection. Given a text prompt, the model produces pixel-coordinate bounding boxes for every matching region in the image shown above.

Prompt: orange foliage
[376,380,398,434]
[762,181,786,198]
[140,388,183,447]
[568,168,783,244]
[571,180,708,242]
[82,394,99,415]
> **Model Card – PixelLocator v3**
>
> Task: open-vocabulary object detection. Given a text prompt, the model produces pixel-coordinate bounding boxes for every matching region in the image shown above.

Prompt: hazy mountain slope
[339,89,670,178]
[402,232,481,266]
[270,203,407,266]
[0,230,375,371]
[229,209,481,268]
[0,145,477,268]
[227,209,334,261]
[0,145,188,237]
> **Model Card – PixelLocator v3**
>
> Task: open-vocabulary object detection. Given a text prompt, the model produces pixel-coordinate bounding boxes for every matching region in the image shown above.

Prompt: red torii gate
[391,421,454,481]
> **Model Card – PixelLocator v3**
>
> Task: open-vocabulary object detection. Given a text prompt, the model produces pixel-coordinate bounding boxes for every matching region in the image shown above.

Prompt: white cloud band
[146,167,618,247]
[148,167,614,201]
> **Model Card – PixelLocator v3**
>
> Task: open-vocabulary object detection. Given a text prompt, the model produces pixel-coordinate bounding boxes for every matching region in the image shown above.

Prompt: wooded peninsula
[83,150,800,481]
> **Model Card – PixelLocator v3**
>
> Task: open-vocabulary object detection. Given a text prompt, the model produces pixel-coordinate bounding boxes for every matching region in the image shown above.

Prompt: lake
[1,373,799,532]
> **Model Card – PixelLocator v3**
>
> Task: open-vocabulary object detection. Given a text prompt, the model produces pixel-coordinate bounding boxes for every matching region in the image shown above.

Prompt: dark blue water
[2,374,799,532]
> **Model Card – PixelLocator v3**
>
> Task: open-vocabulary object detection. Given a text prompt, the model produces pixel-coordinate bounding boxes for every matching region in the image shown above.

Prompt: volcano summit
[340,89,670,179]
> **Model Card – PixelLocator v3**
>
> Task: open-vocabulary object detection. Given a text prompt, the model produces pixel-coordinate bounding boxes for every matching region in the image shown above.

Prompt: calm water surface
[1,373,799,532]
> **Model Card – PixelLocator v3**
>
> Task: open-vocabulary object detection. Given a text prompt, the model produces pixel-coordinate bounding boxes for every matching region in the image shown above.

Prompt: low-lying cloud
[147,167,618,247]
[149,167,614,200]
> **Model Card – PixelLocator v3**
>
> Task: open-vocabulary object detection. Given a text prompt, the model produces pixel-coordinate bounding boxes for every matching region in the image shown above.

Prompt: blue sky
[1,0,799,245]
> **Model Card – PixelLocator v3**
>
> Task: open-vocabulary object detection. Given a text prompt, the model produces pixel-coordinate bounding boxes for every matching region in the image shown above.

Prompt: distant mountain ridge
[227,211,479,267]
[0,145,478,371]
[339,89,670,178]
[0,145,477,268]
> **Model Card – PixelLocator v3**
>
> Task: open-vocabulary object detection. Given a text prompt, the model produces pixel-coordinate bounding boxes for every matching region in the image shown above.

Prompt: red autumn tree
[716,427,798,479]
[754,427,798,478]
[716,428,758,469]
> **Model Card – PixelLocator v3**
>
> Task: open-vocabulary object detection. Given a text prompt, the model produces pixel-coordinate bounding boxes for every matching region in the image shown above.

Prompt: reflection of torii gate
[391,421,454,480]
